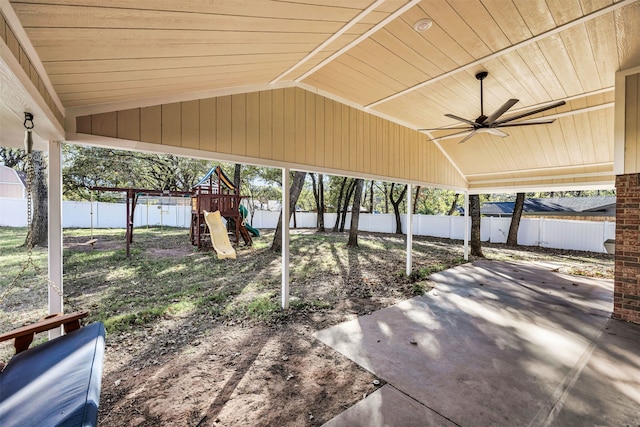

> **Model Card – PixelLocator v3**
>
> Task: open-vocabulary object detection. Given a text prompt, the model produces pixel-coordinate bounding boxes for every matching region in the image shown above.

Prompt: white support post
[463,192,469,261]
[406,183,413,276]
[281,168,290,309]
[48,141,63,339]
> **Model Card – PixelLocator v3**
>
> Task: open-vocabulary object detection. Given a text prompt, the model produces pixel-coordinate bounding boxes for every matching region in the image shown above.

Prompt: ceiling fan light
[414,18,433,32]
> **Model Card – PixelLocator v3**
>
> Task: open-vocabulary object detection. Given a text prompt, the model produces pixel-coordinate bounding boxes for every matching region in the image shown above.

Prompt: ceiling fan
[421,71,566,143]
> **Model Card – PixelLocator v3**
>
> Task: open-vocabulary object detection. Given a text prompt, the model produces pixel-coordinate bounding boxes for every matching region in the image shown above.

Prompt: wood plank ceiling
[8,0,640,189]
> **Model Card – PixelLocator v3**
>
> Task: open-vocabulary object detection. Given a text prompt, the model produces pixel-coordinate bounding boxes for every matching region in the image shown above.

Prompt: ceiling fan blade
[445,113,478,127]
[458,129,478,144]
[494,100,566,125]
[485,99,518,124]
[419,126,476,131]
[425,129,474,141]
[484,128,509,137]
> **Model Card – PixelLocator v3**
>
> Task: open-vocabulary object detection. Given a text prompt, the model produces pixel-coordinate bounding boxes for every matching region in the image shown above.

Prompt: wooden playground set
[91,166,260,259]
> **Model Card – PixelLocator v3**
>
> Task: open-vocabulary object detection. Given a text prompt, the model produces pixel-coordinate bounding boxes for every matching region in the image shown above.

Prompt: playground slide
[239,205,260,237]
[203,210,236,260]
[244,223,260,237]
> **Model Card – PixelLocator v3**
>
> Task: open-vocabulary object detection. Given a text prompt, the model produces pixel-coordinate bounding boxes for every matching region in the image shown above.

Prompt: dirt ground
[1,228,612,427]
[90,231,612,427]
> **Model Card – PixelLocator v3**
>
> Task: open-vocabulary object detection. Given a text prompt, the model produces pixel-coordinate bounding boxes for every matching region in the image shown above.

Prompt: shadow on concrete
[315,260,640,426]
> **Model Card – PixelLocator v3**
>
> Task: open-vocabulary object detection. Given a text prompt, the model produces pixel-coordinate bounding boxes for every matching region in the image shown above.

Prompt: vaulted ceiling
[2,0,640,191]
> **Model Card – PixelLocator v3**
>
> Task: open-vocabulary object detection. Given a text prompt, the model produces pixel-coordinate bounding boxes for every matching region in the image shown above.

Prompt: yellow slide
[203,210,236,260]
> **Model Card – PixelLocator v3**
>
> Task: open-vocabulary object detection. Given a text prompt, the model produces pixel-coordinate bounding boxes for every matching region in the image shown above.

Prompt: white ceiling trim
[270,0,387,84]
[67,132,468,192]
[468,181,615,195]
[366,0,636,109]
[465,162,614,178]
[532,102,613,121]
[470,171,613,185]
[506,87,613,116]
[0,0,65,116]
[295,0,422,82]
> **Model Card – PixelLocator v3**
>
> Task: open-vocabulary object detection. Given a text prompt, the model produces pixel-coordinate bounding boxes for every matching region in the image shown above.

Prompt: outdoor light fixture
[24,112,34,154]
[413,18,432,32]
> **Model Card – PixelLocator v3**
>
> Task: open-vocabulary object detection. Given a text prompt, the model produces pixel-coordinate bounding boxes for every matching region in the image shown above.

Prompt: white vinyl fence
[0,198,615,253]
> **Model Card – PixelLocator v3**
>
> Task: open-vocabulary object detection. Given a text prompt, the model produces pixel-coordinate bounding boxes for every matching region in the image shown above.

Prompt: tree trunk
[506,192,525,246]
[339,179,356,232]
[413,186,421,214]
[311,174,320,228]
[447,194,459,215]
[470,194,484,257]
[25,151,48,248]
[389,183,408,235]
[333,177,348,231]
[318,174,325,232]
[271,171,306,252]
[369,180,374,213]
[233,163,242,192]
[310,173,326,231]
[347,179,364,247]
[383,182,389,213]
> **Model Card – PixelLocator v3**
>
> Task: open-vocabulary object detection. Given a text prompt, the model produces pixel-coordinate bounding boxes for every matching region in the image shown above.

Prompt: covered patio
[1,0,640,424]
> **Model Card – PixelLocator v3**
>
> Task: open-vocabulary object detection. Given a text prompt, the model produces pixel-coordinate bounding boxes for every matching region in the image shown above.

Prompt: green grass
[2,226,613,363]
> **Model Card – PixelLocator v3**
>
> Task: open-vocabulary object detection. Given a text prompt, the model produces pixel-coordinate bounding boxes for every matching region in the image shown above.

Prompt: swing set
[0,113,105,427]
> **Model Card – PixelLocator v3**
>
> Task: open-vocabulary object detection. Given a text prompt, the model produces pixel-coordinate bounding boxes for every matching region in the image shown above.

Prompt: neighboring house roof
[0,165,27,199]
[15,170,27,188]
[481,196,616,217]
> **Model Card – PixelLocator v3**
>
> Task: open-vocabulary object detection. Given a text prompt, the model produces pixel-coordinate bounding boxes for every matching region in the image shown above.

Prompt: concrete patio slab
[323,385,457,427]
[315,260,640,426]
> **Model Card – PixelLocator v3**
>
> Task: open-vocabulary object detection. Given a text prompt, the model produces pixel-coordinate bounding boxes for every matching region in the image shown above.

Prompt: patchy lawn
[0,226,613,426]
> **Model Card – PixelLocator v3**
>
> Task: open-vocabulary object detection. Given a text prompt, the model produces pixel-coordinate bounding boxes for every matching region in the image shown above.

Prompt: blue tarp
[0,322,106,427]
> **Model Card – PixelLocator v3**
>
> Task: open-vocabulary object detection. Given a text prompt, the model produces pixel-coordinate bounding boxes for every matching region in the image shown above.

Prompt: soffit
[5,0,640,187]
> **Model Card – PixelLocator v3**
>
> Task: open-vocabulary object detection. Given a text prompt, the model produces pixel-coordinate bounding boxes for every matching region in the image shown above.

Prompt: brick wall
[614,174,640,324]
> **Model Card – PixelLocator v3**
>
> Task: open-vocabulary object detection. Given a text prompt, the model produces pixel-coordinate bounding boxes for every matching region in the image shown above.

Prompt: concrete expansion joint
[528,317,610,427]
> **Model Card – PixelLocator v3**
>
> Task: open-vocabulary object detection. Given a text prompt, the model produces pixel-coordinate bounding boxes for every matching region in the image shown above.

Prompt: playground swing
[0,113,105,427]
[83,190,98,248]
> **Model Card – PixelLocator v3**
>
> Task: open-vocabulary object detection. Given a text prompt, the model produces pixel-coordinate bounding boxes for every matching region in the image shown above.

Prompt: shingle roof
[481,196,616,216]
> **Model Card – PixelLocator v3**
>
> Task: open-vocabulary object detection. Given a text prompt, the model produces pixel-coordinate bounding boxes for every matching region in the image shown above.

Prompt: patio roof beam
[47,140,63,338]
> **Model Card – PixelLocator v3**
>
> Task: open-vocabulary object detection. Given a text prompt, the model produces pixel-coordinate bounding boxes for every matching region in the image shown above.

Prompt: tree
[389,183,408,234]
[383,182,390,213]
[332,177,348,231]
[311,173,325,232]
[447,193,459,215]
[506,192,525,246]
[0,147,27,170]
[412,186,421,214]
[339,179,356,232]
[25,151,48,247]
[63,146,211,199]
[368,180,374,213]
[271,171,306,252]
[470,194,484,257]
[347,179,364,247]
[2,146,48,247]
[233,163,242,191]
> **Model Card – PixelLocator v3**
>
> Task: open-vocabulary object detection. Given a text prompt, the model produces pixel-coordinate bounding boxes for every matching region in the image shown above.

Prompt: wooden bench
[0,312,105,427]
[0,310,89,355]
